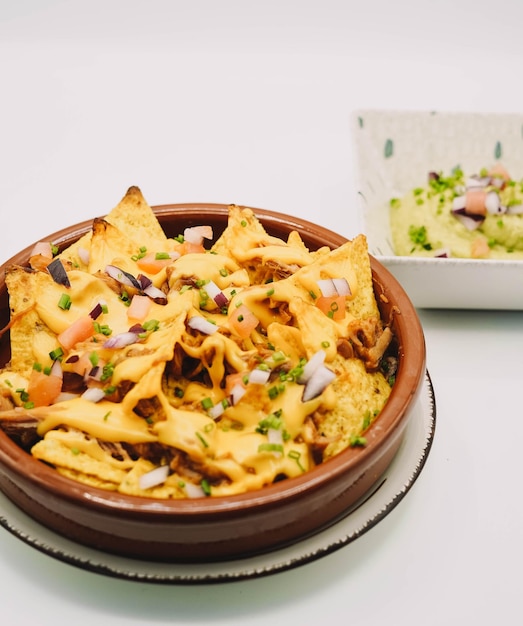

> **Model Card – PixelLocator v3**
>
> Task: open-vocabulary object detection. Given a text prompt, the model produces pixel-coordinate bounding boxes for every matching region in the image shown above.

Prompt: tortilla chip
[321,355,391,459]
[4,267,57,377]
[31,435,129,483]
[104,186,167,248]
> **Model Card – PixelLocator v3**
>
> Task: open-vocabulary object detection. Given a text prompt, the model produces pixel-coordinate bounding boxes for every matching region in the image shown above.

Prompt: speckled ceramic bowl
[0,204,426,563]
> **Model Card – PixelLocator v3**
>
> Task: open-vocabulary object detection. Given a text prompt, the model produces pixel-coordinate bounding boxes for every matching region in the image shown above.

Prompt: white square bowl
[353,110,523,309]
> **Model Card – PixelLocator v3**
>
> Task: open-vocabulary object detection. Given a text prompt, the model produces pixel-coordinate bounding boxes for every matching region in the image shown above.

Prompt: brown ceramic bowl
[0,204,426,563]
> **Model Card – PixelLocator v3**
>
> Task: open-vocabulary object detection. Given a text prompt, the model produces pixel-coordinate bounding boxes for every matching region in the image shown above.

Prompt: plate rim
[0,371,436,585]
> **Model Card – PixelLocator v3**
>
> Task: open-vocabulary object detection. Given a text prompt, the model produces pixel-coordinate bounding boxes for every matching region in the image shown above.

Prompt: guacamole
[389,165,523,259]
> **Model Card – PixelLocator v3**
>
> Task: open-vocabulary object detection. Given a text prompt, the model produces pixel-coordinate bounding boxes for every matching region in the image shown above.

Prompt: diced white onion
[317,278,338,297]
[202,280,228,307]
[230,383,246,405]
[302,364,336,402]
[209,401,225,419]
[50,359,63,379]
[138,465,170,491]
[187,315,219,335]
[184,482,206,498]
[297,349,326,384]
[248,368,271,385]
[81,387,106,403]
[485,190,502,214]
[183,225,213,244]
[78,246,90,265]
[332,277,351,296]
[267,428,283,445]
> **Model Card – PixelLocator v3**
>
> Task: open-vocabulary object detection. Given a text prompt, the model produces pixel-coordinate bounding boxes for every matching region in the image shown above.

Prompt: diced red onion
[433,248,451,258]
[451,208,484,230]
[187,315,219,335]
[128,323,145,334]
[89,302,103,319]
[203,280,228,307]
[139,465,170,491]
[47,258,71,288]
[297,349,326,384]
[137,274,152,289]
[81,387,106,403]
[105,264,141,289]
[86,366,102,382]
[78,247,90,265]
[143,283,168,304]
[302,364,336,402]
[103,331,139,349]
[248,368,271,385]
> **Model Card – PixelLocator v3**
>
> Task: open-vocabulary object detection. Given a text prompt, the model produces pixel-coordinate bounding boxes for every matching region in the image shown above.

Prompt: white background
[1,2,522,625]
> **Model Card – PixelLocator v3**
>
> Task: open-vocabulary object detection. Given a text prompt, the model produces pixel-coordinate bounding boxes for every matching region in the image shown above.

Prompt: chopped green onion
[288,450,306,472]
[58,293,72,310]
[196,432,209,448]
[258,443,284,454]
[201,397,213,410]
[49,347,64,361]
[155,252,171,260]
[200,479,211,495]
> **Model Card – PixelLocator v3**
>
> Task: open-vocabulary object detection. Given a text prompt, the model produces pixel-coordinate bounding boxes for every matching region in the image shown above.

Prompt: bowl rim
[0,203,426,517]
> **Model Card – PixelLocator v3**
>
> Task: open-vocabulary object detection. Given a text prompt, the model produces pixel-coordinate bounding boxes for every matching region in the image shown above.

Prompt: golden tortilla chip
[105,186,167,248]
[321,355,391,459]
[31,435,129,483]
[4,267,57,377]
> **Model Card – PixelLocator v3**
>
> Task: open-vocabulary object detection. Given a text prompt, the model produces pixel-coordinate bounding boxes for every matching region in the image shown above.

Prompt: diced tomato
[58,316,95,351]
[228,304,259,339]
[471,237,490,259]
[27,369,63,407]
[316,295,346,321]
[224,371,248,395]
[127,294,152,322]
[179,241,206,255]
[465,190,487,216]
[136,253,173,275]
[67,351,104,377]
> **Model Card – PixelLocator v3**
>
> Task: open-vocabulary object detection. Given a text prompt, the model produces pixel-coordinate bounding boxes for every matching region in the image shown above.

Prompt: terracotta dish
[0,204,426,563]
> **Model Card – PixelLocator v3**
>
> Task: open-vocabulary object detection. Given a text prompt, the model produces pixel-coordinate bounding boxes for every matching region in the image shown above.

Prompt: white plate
[353,110,523,309]
[0,372,436,584]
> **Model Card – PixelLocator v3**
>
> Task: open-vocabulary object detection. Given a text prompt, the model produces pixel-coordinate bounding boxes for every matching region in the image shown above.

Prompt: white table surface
[1,2,522,624]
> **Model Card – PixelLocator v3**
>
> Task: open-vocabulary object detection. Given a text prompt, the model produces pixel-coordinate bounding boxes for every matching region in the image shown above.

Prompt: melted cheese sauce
[2,204,391,498]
